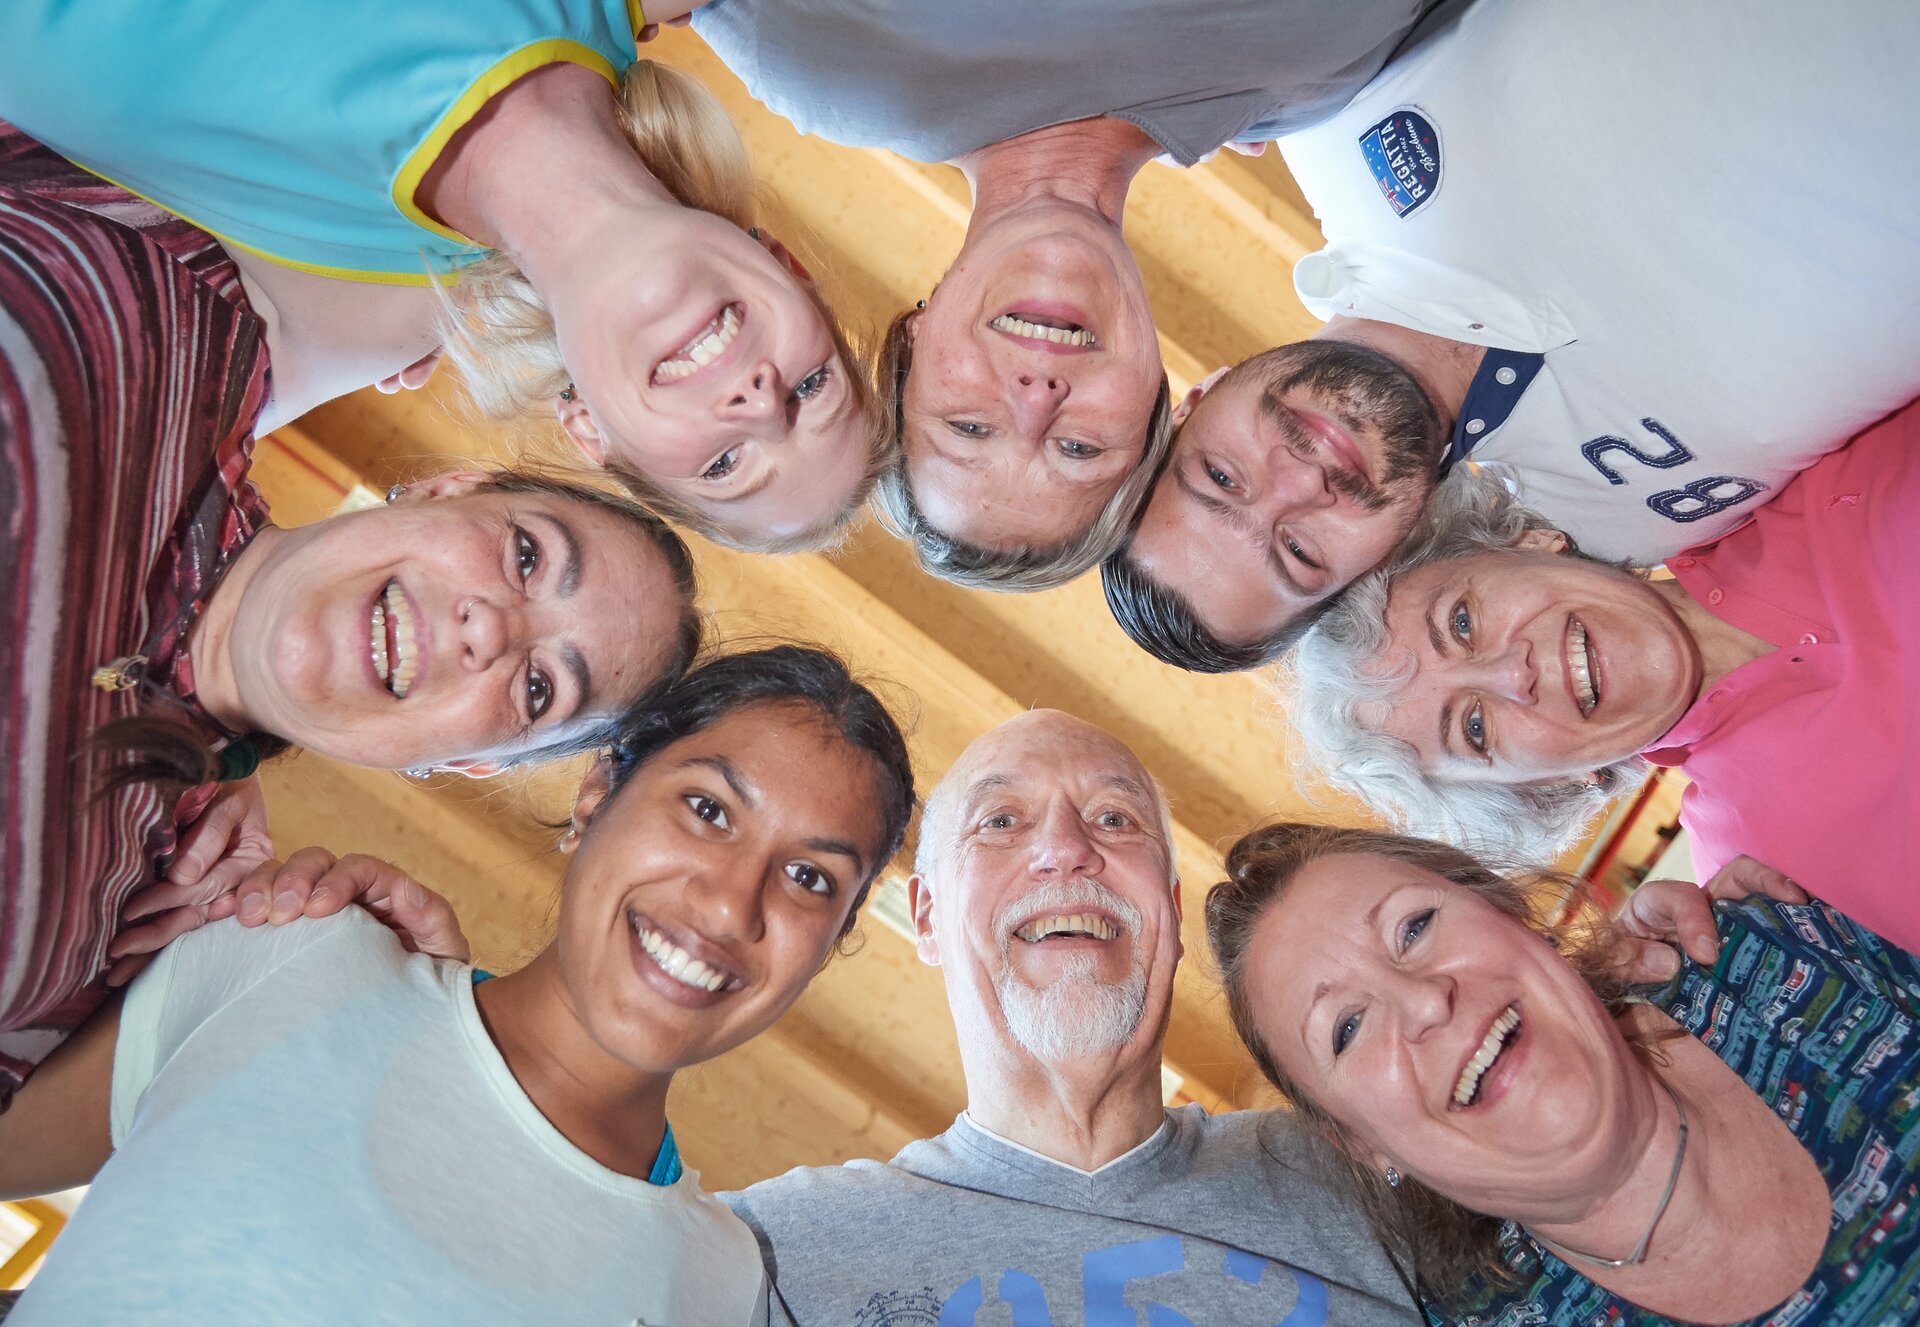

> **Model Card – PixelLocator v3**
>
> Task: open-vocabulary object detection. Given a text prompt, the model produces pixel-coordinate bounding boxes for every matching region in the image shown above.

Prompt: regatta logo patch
[1359,106,1442,218]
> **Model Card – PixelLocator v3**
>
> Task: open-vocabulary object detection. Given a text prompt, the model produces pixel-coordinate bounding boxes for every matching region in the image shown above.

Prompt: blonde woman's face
[553,214,869,543]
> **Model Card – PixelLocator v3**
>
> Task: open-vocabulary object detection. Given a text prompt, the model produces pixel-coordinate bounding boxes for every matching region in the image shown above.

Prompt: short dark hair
[602,645,917,937]
[1099,548,1332,673]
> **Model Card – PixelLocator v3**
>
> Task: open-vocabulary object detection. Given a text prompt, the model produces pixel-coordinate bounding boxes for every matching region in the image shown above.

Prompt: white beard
[992,879,1147,1062]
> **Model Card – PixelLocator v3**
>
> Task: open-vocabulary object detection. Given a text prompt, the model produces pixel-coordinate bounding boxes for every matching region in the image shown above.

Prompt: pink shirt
[1646,400,1920,952]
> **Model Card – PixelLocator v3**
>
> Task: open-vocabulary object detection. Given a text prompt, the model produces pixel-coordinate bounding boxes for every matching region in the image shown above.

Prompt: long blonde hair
[436,60,886,553]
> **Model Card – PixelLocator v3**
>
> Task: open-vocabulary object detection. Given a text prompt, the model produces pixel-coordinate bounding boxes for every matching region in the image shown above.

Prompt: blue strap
[1438,347,1547,476]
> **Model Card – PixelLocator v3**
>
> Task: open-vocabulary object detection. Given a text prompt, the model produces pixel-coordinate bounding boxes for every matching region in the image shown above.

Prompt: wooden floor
[259,28,1410,1193]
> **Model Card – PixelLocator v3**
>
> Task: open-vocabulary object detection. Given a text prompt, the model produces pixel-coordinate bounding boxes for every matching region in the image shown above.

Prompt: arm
[0,991,123,1200]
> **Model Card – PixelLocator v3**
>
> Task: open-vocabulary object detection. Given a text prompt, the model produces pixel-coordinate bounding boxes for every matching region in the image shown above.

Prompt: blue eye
[1450,601,1473,643]
[948,420,992,439]
[1333,1011,1361,1056]
[1205,463,1236,491]
[1462,703,1488,755]
[1400,908,1435,951]
[793,365,832,401]
[1057,438,1103,460]
[701,449,741,481]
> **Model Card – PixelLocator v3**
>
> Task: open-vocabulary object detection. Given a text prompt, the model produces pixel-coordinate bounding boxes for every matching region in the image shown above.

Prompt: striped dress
[0,124,270,1104]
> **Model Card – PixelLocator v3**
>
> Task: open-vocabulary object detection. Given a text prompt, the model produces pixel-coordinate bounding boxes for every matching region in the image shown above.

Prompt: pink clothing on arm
[1644,399,1920,951]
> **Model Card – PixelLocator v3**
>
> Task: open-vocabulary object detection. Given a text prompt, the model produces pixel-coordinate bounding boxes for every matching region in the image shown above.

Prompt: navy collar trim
[1438,348,1547,477]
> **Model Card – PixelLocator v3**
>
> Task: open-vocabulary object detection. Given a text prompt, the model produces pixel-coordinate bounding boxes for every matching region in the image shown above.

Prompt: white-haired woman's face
[1242,851,1646,1217]
[1369,549,1702,785]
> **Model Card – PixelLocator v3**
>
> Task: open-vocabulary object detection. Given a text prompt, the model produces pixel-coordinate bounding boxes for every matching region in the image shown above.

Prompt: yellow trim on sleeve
[391,39,621,251]
[627,1,648,33]
[66,159,438,285]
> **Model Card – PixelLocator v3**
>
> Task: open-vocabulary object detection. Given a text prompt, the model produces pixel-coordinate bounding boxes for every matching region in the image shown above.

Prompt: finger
[165,791,247,887]
[1617,937,1681,985]
[1675,909,1721,967]
[267,846,340,924]
[105,951,157,988]
[637,21,660,41]
[343,857,472,964]
[108,903,214,961]
[234,858,282,925]
[122,878,206,924]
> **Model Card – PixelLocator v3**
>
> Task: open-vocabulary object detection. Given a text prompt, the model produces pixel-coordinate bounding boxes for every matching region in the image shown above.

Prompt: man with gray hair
[725,709,1419,1325]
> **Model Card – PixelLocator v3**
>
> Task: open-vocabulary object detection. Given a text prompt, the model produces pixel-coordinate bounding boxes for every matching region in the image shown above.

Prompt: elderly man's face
[911,710,1181,1064]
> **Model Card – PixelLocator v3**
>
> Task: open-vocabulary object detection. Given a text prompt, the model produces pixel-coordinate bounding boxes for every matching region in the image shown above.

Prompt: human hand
[636,13,694,42]
[374,348,442,394]
[1609,856,1808,983]
[108,776,275,985]
[231,848,473,963]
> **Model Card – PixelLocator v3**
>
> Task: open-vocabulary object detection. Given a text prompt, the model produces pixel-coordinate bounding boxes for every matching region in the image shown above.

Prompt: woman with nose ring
[1285,397,1920,952]
[0,2,886,551]
[0,647,917,1325]
[1206,822,1920,1327]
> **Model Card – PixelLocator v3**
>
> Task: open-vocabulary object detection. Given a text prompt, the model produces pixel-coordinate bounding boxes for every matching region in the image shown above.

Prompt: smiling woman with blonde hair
[0,2,886,551]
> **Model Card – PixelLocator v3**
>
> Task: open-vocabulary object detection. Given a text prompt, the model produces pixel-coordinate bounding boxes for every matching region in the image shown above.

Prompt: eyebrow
[686,755,757,806]
[530,512,583,599]
[1301,894,1392,1050]
[959,772,1017,817]
[1098,772,1153,804]
[562,643,593,715]
[805,835,868,875]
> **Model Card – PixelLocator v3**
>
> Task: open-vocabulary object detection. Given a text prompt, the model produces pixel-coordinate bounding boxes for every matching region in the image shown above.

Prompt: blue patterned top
[1431,898,1920,1327]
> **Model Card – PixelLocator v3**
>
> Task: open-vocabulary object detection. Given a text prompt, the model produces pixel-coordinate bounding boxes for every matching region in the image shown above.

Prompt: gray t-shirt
[725,1105,1420,1325]
[691,0,1438,166]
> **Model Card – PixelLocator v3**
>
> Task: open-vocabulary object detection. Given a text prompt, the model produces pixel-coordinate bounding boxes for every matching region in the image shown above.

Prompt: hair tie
[216,738,262,783]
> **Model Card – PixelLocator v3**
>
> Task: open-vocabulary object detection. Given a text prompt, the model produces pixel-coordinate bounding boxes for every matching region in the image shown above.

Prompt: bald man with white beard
[724,710,1419,1326]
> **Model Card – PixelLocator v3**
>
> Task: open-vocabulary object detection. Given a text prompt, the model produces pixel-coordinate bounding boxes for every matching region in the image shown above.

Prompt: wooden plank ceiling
[256,28,1388,1193]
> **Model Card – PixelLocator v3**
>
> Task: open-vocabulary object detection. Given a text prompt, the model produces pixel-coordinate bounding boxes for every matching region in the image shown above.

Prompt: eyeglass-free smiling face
[555,702,890,1074]
[1239,851,1652,1216]
[553,215,869,542]
[208,474,684,771]
[900,204,1164,551]
[1124,341,1439,643]
[1371,550,1703,784]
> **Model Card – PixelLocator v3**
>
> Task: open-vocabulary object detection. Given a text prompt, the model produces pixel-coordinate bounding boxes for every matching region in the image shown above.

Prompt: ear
[556,392,607,468]
[907,873,941,968]
[1172,366,1230,427]
[435,757,506,779]
[903,308,922,345]
[568,755,617,840]
[399,470,491,503]
[750,227,814,283]
[1169,875,1186,961]
[375,348,443,395]
[1511,527,1571,555]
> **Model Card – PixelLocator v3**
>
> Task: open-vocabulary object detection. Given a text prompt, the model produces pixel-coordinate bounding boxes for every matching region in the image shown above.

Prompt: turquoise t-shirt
[0,0,645,283]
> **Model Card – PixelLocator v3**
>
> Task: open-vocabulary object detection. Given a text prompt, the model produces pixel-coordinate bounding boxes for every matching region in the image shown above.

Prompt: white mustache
[993,878,1142,956]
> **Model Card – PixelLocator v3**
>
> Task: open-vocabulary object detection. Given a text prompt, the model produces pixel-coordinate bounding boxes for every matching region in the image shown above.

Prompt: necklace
[1532,1075,1690,1270]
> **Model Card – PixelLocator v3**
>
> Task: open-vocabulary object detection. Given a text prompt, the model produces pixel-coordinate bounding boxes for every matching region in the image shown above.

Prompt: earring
[404,767,434,781]
[749,226,760,240]
[1384,1166,1402,1189]
[385,484,405,505]
[559,384,576,402]
[915,299,927,310]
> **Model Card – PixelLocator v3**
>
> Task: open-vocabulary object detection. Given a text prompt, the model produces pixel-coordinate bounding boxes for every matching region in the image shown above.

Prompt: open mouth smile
[1013,911,1122,943]
[652,302,744,386]
[629,910,743,995]
[370,580,418,699]
[1451,1003,1522,1109]
[1566,616,1599,716]
[989,311,1099,351]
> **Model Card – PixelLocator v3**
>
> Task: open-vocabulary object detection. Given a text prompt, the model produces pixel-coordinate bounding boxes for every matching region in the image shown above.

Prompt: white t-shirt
[11,911,767,1326]
[1279,0,1920,561]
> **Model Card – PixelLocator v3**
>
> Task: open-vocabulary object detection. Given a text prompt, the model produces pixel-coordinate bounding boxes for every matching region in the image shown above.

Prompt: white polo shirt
[1278,0,1920,561]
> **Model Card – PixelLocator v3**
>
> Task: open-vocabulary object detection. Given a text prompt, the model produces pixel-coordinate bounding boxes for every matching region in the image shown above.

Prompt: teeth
[634,919,731,993]
[989,314,1097,348]
[382,583,417,699]
[1014,912,1119,943]
[653,305,741,383]
[370,598,388,682]
[1453,1006,1521,1107]
[1568,619,1596,715]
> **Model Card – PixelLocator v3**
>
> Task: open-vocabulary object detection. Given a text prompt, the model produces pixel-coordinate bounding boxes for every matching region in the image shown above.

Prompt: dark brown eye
[526,667,553,721]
